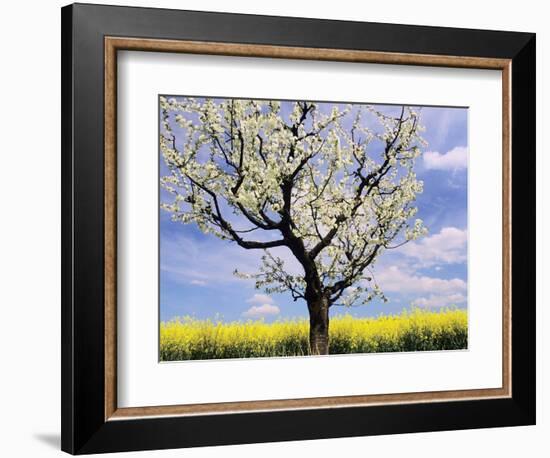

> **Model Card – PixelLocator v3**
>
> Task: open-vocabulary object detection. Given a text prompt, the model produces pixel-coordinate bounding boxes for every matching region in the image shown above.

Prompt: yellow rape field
[160,308,468,361]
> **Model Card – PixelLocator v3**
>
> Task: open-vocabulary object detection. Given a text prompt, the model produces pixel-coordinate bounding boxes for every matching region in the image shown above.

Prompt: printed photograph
[159,96,468,360]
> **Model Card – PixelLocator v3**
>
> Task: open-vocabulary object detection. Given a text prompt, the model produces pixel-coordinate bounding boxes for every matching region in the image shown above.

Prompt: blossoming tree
[160,97,427,355]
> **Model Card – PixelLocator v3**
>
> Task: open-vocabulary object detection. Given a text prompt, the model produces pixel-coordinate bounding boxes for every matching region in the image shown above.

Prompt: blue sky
[159,99,468,322]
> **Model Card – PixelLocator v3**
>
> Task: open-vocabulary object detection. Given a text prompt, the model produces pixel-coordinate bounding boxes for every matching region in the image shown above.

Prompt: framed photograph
[61,3,536,454]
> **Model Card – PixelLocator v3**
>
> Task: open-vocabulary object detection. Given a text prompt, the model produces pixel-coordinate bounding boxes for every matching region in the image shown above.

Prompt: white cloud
[190,279,207,286]
[160,234,260,284]
[375,265,467,295]
[242,303,281,319]
[399,227,467,267]
[246,293,275,305]
[423,146,468,171]
[242,294,280,319]
[412,293,466,308]
[160,233,302,285]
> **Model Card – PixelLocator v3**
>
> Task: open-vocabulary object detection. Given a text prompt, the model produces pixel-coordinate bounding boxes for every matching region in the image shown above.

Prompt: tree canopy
[160,97,427,310]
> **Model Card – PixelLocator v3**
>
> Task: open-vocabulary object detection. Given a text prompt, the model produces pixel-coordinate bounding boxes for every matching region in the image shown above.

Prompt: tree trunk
[307,296,330,355]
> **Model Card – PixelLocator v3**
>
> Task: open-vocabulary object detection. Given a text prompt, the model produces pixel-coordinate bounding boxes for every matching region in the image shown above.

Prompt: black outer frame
[61,3,536,454]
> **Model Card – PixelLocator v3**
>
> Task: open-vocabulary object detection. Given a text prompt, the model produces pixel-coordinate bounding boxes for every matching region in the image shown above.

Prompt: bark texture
[308,296,330,355]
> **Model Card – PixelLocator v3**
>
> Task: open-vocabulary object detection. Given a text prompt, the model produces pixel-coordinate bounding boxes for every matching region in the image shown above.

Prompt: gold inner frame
[104,37,512,421]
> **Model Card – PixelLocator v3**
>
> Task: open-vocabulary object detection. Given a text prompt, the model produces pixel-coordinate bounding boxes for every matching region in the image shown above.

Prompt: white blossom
[160,98,427,307]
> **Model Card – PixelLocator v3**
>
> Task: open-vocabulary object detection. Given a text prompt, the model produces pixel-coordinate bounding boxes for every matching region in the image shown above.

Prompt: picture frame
[61,3,536,454]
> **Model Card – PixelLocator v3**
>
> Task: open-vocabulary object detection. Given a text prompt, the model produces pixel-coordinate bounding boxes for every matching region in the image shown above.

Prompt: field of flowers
[160,308,468,361]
